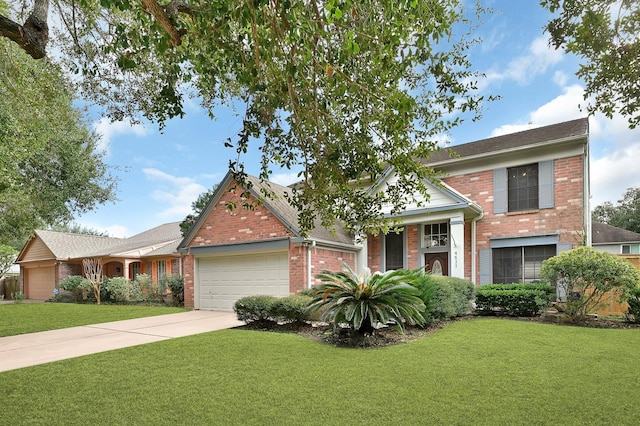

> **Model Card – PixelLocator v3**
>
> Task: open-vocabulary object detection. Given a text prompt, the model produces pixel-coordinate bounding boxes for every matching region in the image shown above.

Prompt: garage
[24,266,55,300]
[196,251,290,311]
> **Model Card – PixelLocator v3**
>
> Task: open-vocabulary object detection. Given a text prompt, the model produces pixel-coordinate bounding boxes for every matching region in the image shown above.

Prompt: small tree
[82,258,103,304]
[0,244,18,279]
[540,246,640,322]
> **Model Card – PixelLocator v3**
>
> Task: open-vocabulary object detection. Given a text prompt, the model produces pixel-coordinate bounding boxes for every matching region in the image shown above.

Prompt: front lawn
[0,303,187,337]
[1,318,639,425]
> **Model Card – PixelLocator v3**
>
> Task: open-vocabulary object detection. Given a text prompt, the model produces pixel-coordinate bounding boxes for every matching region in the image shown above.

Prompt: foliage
[103,277,142,303]
[592,187,640,233]
[135,273,164,303]
[411,274,475,323]
[1,0,492,236]
[12,290,24,302]
[47,222,109,236]
[160,274,184,306]
[59,275,92,303]
[308,265,426,335]
[271,295,312,325]
[0,244,17,278]
[0,37,117,243]
[234,295,278,325]
[624,287,640,323]
[475,283,555,317]
[542,0,640,128]
[180,184,218,237]
[540,246,640,321]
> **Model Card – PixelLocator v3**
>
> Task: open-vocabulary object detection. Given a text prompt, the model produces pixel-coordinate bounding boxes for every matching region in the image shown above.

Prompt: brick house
[16,222,183,299]
[180,117,590,310]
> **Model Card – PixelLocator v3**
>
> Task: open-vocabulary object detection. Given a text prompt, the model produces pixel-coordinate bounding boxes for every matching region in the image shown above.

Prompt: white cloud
[93,118,149,156]
[591,143,640,206]
[103,225,130,239]
[271,172,302,187]
[480,36,563,90]
[143,168,207,219]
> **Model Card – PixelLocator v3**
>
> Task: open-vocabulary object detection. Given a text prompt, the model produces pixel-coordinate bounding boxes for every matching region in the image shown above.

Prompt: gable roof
[424,117,589,165]
[180,172,354,249]
[17,222,182,262]
[592,222,640,245]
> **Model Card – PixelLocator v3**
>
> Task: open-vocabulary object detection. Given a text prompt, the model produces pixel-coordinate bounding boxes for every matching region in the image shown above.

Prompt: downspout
[307,241,315,289]
[471,209,484,286]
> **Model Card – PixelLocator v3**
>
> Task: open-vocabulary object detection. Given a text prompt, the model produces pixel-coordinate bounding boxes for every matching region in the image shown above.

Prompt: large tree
[542,0,640,128]
[1,0,492,235]
[0,34,117,243]
[592,187,640,233]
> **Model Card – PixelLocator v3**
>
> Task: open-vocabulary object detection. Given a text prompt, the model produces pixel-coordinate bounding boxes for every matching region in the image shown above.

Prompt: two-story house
[179,117,590,310]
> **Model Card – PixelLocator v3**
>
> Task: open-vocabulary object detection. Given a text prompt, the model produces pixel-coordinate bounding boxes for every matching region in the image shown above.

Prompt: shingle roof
[592,222,640,244]
[31,222,182,260]
[423,117,589,164]
[244,175,354,245]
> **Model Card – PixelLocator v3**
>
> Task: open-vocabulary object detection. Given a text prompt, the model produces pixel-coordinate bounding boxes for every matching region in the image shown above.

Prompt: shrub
[411,274,475,323]
[136,273,164,303]
[541,246,640,322]
[307,264,426,335]
[161,274,184,306]
[234,295,278,325]
[475,283,555,317]
[59,275,92,303]
[103,277,143,303]
[625,287,640,323]
[271,295,312,324]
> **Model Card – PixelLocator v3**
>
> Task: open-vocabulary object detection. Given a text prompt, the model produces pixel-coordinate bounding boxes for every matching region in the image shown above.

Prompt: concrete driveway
[0,310,243,372]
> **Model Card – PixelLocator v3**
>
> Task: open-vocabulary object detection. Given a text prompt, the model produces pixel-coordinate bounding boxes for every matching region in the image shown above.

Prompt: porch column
[355,234,367,274]
[123,260,130,280]
[449,216,465,279]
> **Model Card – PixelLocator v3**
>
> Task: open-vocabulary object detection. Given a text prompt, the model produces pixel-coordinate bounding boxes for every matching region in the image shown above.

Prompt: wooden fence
[596,255,640,317]
[1,276,20,300]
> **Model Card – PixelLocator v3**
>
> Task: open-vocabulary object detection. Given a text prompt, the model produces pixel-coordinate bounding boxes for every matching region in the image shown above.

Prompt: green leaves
[308,263,426,335]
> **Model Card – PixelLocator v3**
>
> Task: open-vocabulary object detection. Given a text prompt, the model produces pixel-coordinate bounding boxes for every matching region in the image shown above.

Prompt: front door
[425,253,448,276]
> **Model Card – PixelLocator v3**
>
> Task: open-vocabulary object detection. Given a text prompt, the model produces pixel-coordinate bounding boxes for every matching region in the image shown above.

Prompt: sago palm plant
[307,264,426,335]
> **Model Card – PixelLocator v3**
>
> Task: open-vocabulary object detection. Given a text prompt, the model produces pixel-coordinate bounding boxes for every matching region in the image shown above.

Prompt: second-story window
[508,163,538,212]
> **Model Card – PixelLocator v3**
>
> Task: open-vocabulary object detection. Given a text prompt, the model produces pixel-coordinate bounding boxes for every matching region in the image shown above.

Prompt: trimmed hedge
[475,283,555,317]
[411,274,475,324]
[234,295,312,325]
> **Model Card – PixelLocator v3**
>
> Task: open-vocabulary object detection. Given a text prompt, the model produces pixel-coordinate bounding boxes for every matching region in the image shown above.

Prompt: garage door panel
[197,252,290,311]
[26,267,55,300]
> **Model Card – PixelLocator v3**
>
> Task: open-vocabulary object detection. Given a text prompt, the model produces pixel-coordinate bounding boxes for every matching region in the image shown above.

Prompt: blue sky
[76,1,640,238]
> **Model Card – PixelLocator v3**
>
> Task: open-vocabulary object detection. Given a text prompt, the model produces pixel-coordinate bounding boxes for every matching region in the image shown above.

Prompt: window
[423,223,449,248]
[508,163,538,212]
[493,245,555,283]
[622,244,640,254]
[130,262,141,281]
[385,230,404,271]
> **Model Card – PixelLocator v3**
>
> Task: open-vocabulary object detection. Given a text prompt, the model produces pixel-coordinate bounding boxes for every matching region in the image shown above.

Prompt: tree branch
[0,0,49,59]
[140,0,190,47]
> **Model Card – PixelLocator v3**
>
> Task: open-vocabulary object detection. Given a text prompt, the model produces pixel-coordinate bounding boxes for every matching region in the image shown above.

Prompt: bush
[475,283,555,317]
[103,277,143,303]
[161,274,184,306]
[625,287,640,323]
[541,246,640,322]
[234,295,278,324]
[271,295,312,324]
[59,275,92,303]
[136,273,164,303]
[411,274,475,323]
[307,265,426,335]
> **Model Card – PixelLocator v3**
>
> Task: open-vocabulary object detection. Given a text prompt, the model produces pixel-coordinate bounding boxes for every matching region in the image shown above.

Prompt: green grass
[1,318,639,425]
[0,303,187,337]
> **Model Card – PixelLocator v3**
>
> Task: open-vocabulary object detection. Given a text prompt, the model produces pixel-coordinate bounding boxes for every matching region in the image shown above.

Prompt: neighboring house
[16,222,183,300]
[592,222,640,254]
[180,117,590,310]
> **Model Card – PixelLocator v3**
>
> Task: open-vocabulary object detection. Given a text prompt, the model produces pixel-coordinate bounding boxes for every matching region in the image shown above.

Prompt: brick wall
[443,155,585,282]
[56,262,83,287]
[183,255,195,308]
[309,246,356,287]
[367,234,382,271]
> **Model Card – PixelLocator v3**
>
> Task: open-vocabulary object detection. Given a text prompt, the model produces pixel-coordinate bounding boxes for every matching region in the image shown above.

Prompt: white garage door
[197,251,290,311]
[25,266,55,300]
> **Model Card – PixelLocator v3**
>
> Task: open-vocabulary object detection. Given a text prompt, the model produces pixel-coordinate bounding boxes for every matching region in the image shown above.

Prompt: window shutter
[479,248,492,285]
[557,243,573,253]
[539,160,554,209]
[493,168,507,214]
